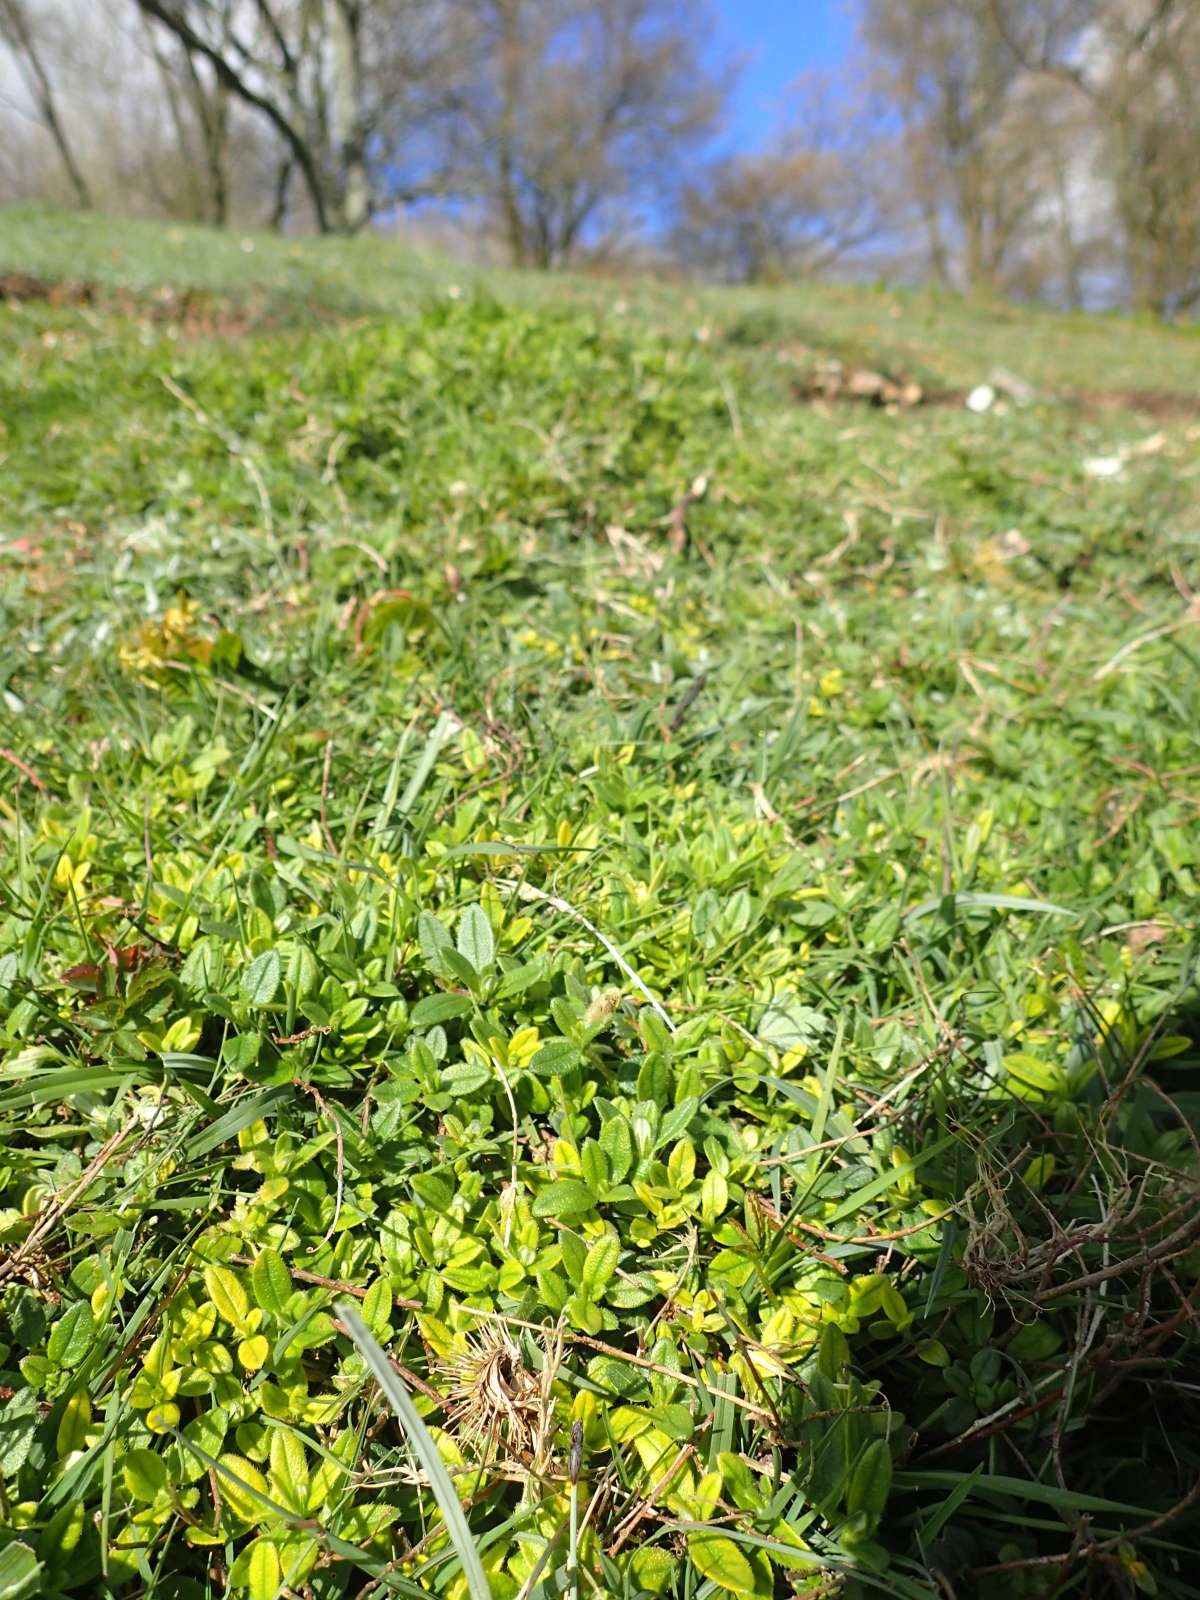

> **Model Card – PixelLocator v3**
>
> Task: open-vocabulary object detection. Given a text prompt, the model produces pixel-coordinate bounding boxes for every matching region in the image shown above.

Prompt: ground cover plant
[1,207,1199,1600]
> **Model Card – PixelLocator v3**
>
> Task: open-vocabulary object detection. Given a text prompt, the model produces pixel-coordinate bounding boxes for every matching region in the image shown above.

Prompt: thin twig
[457,1306,770,1419]
[607,1442,697,1555]
[0,1117,140,1285]
[505,880,676,1034]
[0,748,47,792]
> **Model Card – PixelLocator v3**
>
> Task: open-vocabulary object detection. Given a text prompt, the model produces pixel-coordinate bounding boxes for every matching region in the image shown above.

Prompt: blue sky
[713,0,854,152]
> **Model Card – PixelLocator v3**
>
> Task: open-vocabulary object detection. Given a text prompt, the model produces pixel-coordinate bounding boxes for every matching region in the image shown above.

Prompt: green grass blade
[337,1300,493,1600]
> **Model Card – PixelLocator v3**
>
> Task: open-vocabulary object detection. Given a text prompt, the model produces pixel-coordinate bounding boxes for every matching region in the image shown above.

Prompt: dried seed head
[584,987,622,1027]
[438,1326,545,1462]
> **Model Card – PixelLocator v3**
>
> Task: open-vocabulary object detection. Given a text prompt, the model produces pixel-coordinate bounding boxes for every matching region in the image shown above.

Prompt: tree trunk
[0,0,91,207]
[328,0,371,232]
[134,0,331,233]
[183,47,229,227]
[496,0,528,265]
[270,156,293,231]
[1051,159,1083,309]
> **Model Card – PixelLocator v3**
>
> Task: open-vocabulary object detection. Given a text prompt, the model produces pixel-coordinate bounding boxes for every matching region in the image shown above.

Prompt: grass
[0,203,1199,1600]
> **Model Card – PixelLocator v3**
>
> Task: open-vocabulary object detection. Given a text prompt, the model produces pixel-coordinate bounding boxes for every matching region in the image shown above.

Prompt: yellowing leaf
[238,1335,270,1371]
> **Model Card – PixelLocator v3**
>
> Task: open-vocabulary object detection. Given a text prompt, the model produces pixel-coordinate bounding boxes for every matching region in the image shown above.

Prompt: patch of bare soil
[1072,389,1200,420]
[0,273,277,337]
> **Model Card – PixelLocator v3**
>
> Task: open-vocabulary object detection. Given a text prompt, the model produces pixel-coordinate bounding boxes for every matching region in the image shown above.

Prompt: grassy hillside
[1,206,1199,1600]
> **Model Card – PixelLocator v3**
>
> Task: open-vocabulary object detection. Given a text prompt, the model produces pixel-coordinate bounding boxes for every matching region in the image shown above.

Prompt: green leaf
[285,942,319,998]
[906,891,1073,921]
[362,1276,393,1336]
[1004,1053,1066,1096]
[241,949,282,1007]
[0,1541,42,1600]
[336,1301,492,1600]
[250,1249,292,1319]
[417,911,453,965]
[580,1139,610,1195]
[846,1439,893,1522]
[687,1532,757,1595]
[580,1232,619,1300]
[656,1096,699,1151]
[411,1172,453,1210]
[0,1390,39,1476]
[600,1115,634,1182]
[410,992,473,1026]
[456,905,495,973]
[756,995,827,1051]
[46,1302,94,1370]
[700,1168,728,1223]
[531,1179,597,1218]
[527,1038,581,1077]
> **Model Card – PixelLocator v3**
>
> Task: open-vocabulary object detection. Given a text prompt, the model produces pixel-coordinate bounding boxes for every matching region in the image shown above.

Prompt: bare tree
[131,0,443,233]
[674,79,888,284]
[860,0,1038,293]
[989,0,1200,314]
[137,2,233,223]
[439,0,725,269]
[0,0,91,205]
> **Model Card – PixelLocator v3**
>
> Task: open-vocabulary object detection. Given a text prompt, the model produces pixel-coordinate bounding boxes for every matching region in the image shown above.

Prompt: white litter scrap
[966,384,996,413]
[1083,455,1125,479]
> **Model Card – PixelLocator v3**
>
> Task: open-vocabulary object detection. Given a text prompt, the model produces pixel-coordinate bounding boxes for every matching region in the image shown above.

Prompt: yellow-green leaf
[269,1428,309,1514]
[1023,1155,1056,1190]
[123,1448,167,1503]
[238,1335,270,1371]
[246,1537,282,1600]
[216,1454,271,1524]
[146,1403,181,1434]
[204,1265,249,1331]
[56,1391,92,1457]
[688,1532,756,1595]
[250,1249,292,1319]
